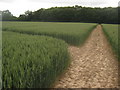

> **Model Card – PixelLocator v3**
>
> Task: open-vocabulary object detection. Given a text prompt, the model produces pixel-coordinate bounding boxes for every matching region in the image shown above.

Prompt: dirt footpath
[54,25,119,88]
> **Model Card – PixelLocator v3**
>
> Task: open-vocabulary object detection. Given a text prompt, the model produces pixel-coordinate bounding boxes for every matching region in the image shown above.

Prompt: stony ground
[54,25,119,88]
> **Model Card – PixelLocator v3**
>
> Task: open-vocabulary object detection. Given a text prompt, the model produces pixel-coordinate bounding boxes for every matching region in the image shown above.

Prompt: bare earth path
[54,25,119,88]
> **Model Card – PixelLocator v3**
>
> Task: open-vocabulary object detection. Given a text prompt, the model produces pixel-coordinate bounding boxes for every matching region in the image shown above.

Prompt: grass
[2,31,69,88]
[2,21,97,88]
[2,21,97,45]
[102,24,119,60]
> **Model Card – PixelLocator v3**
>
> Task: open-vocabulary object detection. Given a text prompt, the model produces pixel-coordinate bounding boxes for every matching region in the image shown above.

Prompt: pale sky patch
[0,0,119,17]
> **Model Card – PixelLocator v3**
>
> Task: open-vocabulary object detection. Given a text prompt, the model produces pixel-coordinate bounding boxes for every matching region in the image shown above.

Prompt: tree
[1,10,17,21]
[17,6,118,24]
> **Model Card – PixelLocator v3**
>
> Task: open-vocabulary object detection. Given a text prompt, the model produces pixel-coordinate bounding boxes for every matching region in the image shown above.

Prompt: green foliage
[102,24,119,60]
[2,31,70,88]
[18,6,118,24]
[1,6,119,24]
[0,10,17,21]
[3,22,97,45]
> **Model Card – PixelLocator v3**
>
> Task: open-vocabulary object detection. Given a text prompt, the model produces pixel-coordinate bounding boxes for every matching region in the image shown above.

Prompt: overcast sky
[0,0,119,17]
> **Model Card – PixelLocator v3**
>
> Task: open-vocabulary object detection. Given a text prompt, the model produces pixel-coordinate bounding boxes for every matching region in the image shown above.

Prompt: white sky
[0,0,119,17]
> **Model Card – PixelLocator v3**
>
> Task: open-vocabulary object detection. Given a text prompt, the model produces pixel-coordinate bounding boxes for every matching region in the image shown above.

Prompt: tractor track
[54,25,119,88]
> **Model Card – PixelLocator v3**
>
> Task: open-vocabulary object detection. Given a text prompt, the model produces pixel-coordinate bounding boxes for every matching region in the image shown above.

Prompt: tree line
[1,6,119,24]
[0,10,17,21]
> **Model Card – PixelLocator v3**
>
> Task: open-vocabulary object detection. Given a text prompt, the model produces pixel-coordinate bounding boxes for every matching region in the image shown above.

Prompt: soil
[54,25,119,88]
